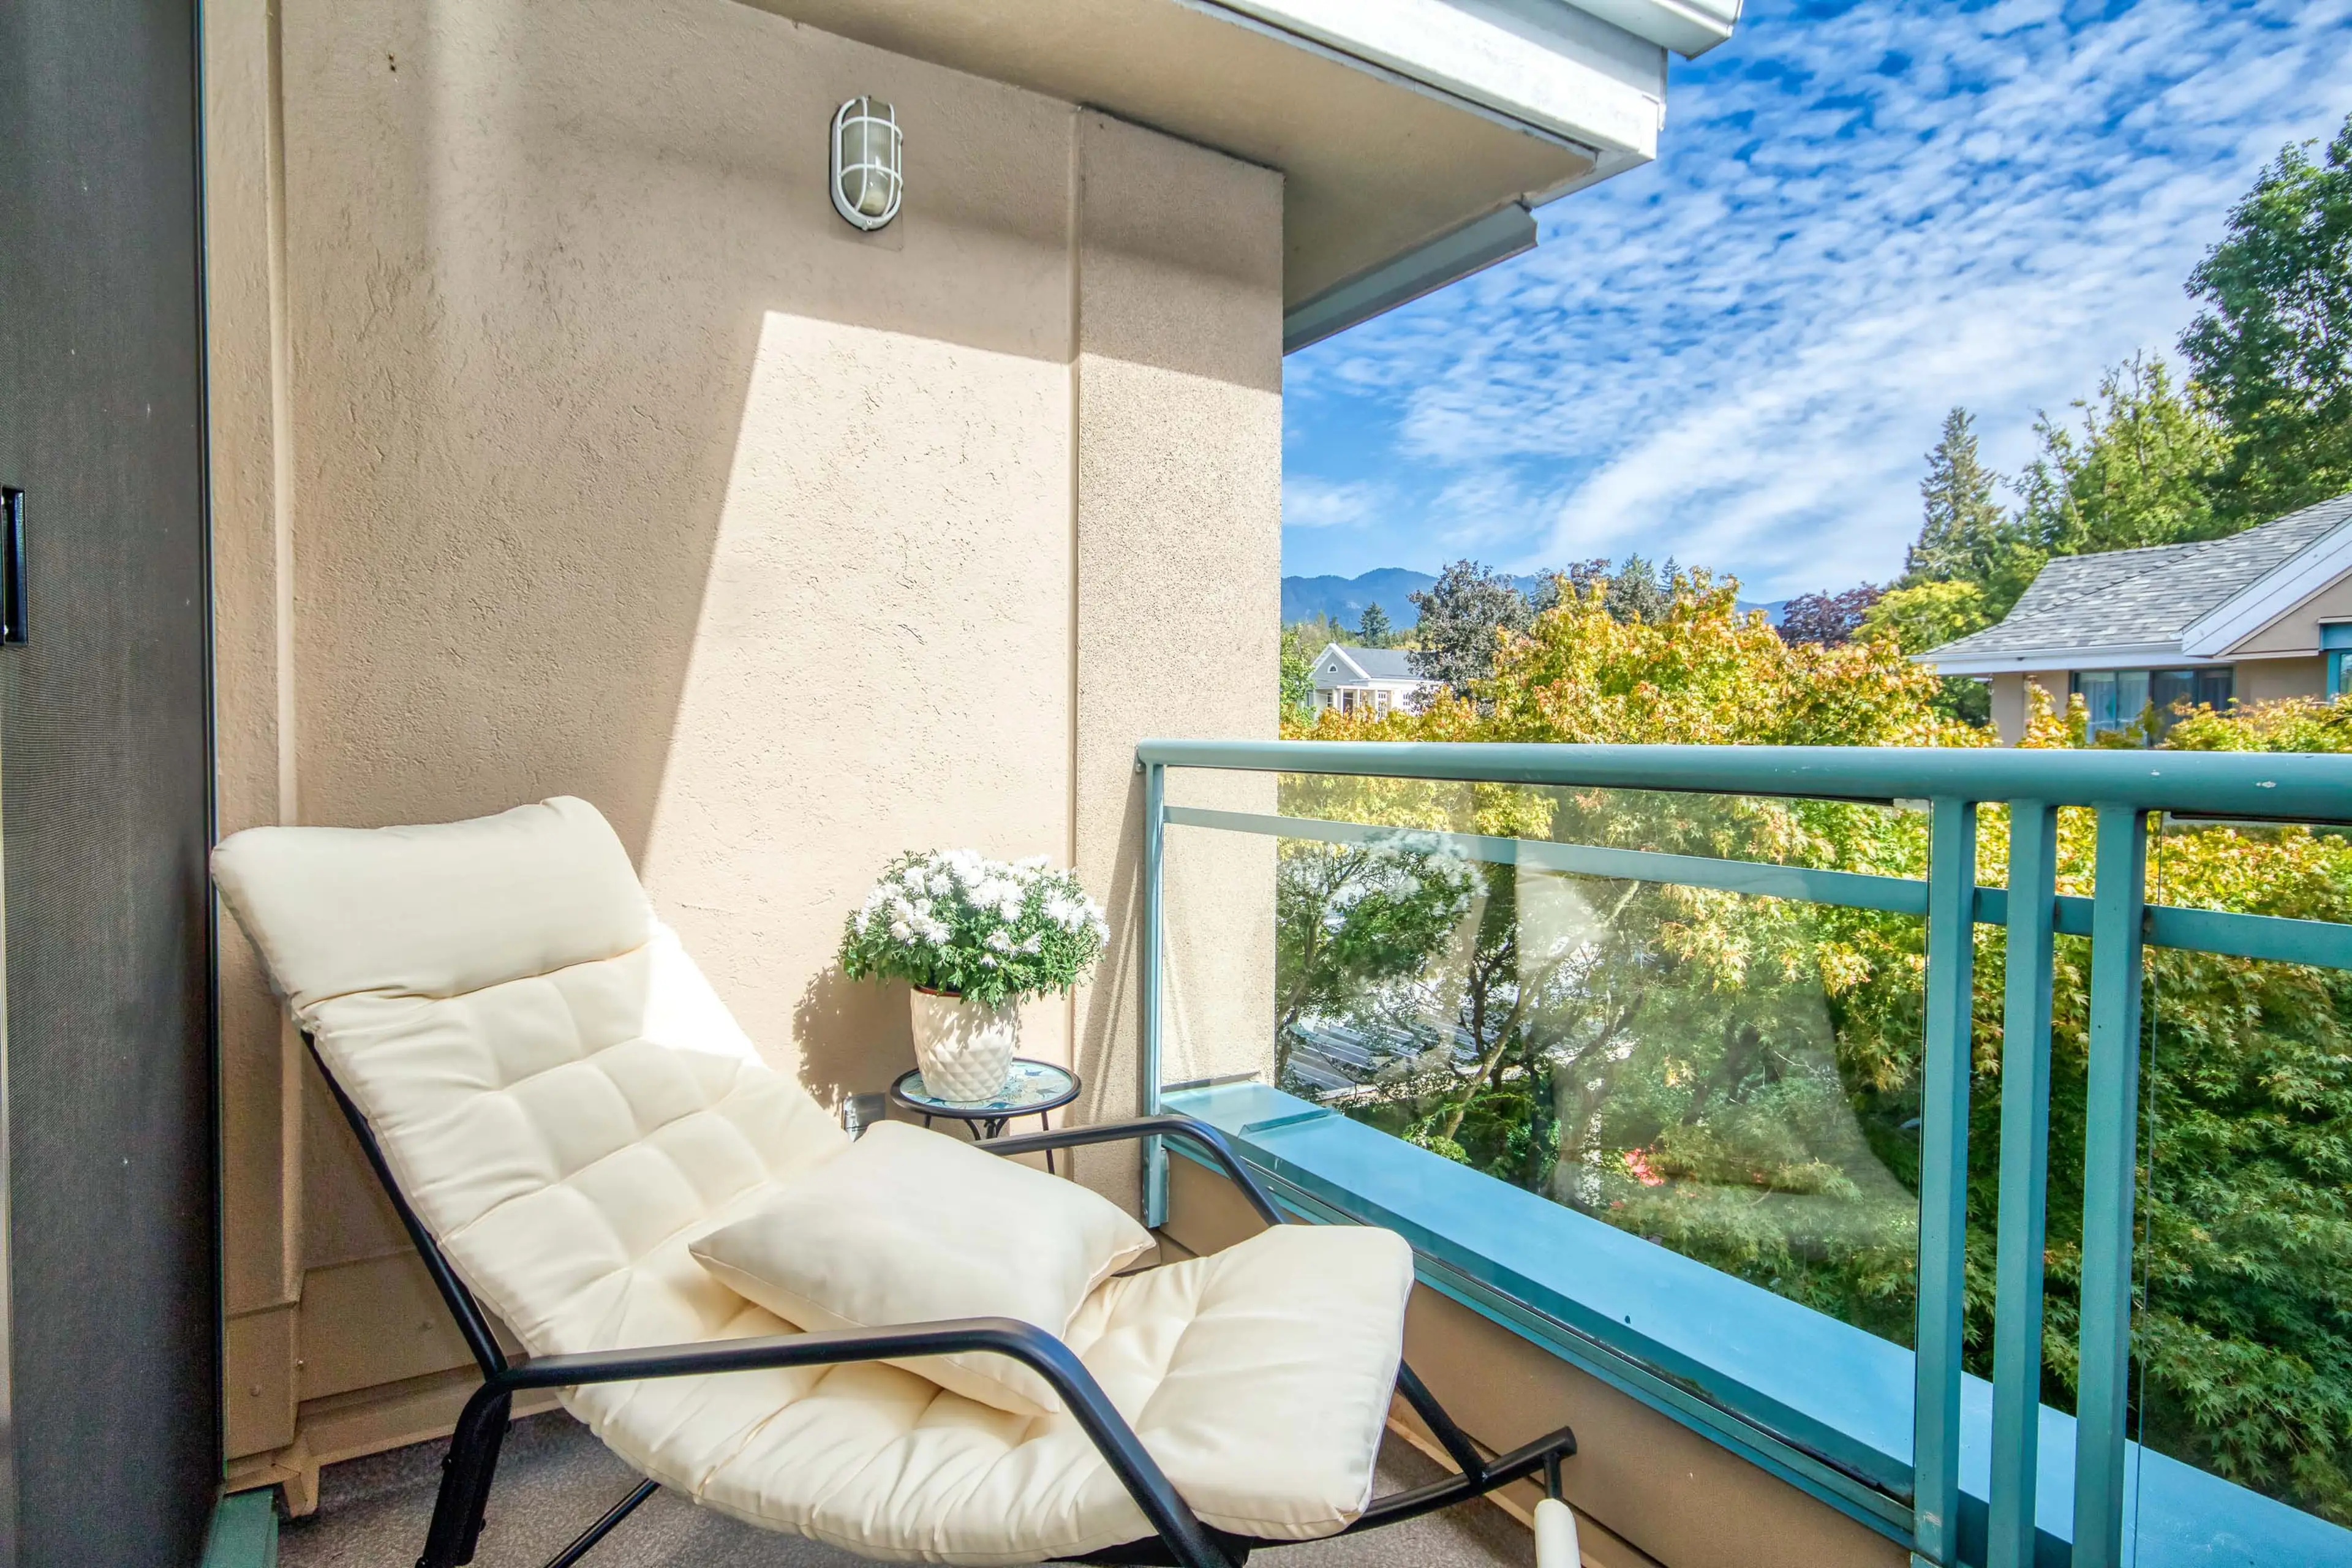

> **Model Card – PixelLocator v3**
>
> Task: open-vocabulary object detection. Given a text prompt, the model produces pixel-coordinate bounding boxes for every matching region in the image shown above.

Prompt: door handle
[2,486,24,643]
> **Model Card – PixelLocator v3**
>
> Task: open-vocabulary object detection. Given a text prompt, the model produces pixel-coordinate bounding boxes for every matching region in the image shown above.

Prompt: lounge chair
[212,797,1578,1568]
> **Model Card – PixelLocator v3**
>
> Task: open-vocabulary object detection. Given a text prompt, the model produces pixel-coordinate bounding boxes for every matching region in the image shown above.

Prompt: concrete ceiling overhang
[741,0,1717,333]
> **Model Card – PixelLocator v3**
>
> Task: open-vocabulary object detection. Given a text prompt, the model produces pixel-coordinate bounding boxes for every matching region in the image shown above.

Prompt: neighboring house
[1309,644,1442,716]
[1919,492,2352,742]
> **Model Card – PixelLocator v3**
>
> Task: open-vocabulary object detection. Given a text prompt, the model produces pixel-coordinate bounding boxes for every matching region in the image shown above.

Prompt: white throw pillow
[688,1119,1156,1417]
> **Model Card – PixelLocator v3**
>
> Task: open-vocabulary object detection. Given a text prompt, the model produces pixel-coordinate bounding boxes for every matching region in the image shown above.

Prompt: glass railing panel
[2127,814,2352,1549]
[1159,780,1939,1390]
[1147,747,2352,1564]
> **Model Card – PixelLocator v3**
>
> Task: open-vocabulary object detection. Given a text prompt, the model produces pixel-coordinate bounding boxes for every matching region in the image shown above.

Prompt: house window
[2073,668,2232,741]
[1374,689,1392,717]
[2325,624,2351,700]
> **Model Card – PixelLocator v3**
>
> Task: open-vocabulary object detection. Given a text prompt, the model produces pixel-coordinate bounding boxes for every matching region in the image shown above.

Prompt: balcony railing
[1133,739,2352,1568]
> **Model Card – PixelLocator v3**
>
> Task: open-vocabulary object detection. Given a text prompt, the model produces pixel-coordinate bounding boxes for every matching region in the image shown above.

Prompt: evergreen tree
[1904,408,2022,593]
[1408,560,1533,695]
[2182,113,2352,521]
[1604,554,1675,624]
[1357,601,1393,647]
[2016,355,2233,558]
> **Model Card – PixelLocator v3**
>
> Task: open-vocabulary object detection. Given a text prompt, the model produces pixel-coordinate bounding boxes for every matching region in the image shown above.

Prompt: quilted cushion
[212,797,1416,1564]
[690,1120,1156,1418]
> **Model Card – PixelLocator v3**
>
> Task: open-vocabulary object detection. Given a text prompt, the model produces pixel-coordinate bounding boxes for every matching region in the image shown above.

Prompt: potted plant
[839,849,1108,1101]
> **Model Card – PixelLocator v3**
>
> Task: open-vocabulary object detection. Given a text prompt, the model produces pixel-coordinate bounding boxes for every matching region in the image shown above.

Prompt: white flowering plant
[839,849,1109,1008]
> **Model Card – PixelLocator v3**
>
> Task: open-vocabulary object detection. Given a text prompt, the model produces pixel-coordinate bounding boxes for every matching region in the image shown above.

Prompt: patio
[274,1417,1530,1568]
[13,4,2352,1568]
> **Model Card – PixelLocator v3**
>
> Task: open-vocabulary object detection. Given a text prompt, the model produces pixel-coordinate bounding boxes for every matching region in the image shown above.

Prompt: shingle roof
[1924,492,2352,660]
[1317,645,1424,681]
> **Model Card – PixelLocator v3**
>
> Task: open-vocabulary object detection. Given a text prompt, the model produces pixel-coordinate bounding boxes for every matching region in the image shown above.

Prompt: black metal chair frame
[306,1040,1577,1568]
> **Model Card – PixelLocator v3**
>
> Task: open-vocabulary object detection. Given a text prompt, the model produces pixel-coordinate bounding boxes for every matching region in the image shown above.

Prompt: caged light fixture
[830,96,902,231]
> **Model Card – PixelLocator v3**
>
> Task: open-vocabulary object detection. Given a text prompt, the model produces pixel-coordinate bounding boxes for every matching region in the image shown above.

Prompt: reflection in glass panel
[2131,815,2352,1534]
[1268,778,1926,1346]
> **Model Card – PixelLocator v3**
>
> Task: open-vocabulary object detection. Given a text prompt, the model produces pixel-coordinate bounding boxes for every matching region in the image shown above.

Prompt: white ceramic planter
[908,987,1019,1101]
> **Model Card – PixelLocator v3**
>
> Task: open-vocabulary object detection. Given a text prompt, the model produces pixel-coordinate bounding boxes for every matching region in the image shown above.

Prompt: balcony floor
[277,1410,1532,1568]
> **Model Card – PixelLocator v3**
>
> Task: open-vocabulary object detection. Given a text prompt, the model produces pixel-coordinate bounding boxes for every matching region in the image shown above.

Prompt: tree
[1905,409,2027,600]
[1284,612,1345,664]
[1279,640,1315,720]
[1408,560,1534,695]
[1287,598,2352,1521]
[1861,579,1990,654]
[2183,113,2352,522]
[1357,601,1393,647]
[2016,356,2233,558]
[1603,554,1675,625]
[1861,580,1994,728]
[1778,585,1883,646]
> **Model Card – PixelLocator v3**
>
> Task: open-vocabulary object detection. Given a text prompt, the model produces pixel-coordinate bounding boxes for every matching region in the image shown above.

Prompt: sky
[1279,0,2352,601]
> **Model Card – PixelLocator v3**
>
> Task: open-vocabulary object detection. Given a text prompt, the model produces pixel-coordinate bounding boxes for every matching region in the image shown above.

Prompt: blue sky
[1280,0,2352,601]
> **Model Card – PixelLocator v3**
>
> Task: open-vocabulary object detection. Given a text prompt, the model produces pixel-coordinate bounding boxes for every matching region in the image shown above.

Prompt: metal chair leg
[544,1479,659,1568]
[418,1383,511,1568]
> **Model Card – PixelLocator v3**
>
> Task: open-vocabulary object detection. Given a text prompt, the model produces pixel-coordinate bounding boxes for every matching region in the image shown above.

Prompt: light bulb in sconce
[831,97,902,231]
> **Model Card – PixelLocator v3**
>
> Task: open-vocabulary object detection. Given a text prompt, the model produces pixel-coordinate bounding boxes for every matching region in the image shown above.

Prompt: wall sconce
[831,97,902,231]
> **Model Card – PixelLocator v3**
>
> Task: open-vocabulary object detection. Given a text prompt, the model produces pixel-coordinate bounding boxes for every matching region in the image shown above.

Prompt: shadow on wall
[278,0,1099,1114]
[795,965,916,1108]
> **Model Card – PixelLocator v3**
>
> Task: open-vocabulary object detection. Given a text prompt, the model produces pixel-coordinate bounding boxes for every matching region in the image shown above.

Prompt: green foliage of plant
[1280,641,1316,721]
[1357,601,1395,647]
[840,850,1107,1008]
[1907,409,2037,608]
[2184,115,2352,522]
[1408,560,1536,695]
[2163,693,2352,754]
[1276,595,2352,1521]
[1864,579,1991,654]
[2016,355,2235,559]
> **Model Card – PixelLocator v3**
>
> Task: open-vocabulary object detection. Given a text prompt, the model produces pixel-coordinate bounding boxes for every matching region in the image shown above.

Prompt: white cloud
[1284,0,2352,597]
[1282,475,1384,530]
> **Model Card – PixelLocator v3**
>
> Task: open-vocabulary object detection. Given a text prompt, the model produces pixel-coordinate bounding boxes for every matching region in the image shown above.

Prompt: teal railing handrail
[1133,739,2352,1568]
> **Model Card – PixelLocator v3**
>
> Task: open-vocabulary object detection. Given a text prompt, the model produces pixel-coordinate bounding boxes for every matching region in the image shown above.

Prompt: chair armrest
[499,1315,1074,1392]
[976,1114,1287,1227]
[497,1317,1235,1568]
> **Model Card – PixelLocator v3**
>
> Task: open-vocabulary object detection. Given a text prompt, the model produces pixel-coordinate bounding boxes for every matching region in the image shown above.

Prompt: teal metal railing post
[1141,759,1169,1227]
[2073,806,2150,1568]
[1988,800,2060,1568]
[1912,797,1978,1568]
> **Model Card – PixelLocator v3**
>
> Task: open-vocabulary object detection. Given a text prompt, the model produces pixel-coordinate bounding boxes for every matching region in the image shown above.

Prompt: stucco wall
[1068,111,1283,1205]
[1988,671,2067,744]
[2226,570,2352,657]
[2239,657,2329,705]
[206,0,1281,1487]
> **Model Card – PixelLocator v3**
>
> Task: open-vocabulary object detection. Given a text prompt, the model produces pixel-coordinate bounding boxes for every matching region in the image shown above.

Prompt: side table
[886,1058,1081,1174]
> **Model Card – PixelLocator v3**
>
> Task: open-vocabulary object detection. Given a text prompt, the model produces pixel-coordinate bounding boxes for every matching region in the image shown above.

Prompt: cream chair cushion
[213,797,1415,1565]
[690,1119,1155,1418]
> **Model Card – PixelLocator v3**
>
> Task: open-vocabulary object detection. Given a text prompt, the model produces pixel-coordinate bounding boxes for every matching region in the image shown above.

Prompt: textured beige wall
[208,0,1283,1477]
[1988,672,2066,744]
[204,0,306,1462]
[266,0,1086,1090]
[1068,110,1283,1207]
[1988,673,2026,744]
[2228,571,2352,657]
[2239,657,2328,704]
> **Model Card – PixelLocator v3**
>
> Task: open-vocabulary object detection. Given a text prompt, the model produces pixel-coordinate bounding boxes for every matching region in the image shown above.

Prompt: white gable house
[1310,644,1442,717]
